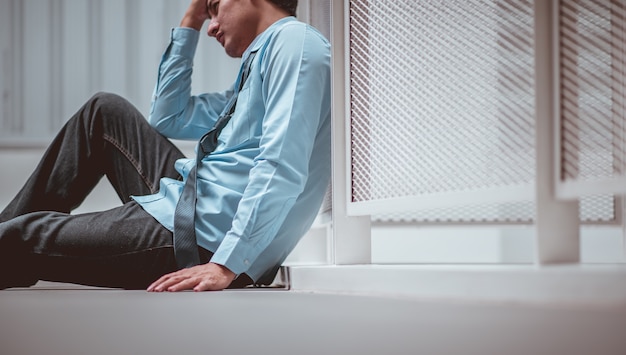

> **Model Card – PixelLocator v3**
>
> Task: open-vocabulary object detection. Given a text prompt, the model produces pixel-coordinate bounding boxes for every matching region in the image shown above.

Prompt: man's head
[207,0,298,58]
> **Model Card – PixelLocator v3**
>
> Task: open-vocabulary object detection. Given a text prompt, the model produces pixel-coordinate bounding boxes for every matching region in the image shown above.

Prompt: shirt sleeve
[209,24,331,275]
[149,27,233,140]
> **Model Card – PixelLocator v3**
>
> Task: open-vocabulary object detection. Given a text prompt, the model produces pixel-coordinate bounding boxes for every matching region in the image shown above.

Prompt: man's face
[206,0,259,58]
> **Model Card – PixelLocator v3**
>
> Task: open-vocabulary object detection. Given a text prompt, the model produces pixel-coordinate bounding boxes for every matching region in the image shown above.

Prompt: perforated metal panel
[350,0,536,202]
[560,0,626,183]
[349,0,617,223]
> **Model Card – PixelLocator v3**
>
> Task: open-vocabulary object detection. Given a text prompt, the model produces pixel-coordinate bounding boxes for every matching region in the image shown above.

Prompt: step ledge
[285,263,626,305]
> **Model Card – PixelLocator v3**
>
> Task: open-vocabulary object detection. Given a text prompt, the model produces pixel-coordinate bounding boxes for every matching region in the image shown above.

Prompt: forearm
[180,12,206,30]
[148,28,198,136]
[210,160,304,275]
[180,0,208,31]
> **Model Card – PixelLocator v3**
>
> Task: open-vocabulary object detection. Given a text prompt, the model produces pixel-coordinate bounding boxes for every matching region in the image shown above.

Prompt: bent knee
[89,92,131,109]
[86,92,144,124]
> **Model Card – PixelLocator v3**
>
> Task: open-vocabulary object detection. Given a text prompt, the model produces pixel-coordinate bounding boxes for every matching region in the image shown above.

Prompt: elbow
[148,96,186,137]
[147,112,171,135]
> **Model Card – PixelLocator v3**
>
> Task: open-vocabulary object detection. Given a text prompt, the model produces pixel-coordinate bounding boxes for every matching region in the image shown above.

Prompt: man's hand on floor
[147,262,236,292]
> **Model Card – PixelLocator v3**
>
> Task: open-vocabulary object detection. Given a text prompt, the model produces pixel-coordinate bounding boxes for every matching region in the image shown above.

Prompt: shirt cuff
[210,232,260,275]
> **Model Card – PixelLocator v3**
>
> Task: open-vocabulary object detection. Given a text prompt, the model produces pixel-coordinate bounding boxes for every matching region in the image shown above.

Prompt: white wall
[371,224,626,264]
[0,0,239,144]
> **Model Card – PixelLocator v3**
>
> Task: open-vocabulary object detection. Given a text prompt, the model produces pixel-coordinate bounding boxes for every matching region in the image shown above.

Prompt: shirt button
[244,259,250,265]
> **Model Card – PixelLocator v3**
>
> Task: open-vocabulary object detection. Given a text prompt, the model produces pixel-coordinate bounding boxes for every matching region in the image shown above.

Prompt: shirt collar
[242,16,297,59]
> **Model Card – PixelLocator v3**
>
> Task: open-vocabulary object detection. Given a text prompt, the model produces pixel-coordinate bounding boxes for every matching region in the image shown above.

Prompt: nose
[207,18,219,37]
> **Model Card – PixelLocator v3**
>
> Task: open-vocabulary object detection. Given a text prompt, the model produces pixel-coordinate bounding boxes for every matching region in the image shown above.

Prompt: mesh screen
[349,0,617,223]
[560,0,626,182]
[349,0,536,202]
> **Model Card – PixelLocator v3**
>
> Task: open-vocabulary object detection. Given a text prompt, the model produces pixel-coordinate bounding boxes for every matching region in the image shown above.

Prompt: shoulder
[258,20,330,69]
[271,20,330,50]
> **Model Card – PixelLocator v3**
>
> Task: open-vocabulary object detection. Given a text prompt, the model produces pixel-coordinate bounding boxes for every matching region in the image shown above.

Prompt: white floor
[1,283,625,355]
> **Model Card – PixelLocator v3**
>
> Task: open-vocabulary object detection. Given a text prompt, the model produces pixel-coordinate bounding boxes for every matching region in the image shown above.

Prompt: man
[0,0,331,292]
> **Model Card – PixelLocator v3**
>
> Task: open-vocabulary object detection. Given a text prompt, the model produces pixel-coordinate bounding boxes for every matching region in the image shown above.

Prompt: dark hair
[267,0,298,17]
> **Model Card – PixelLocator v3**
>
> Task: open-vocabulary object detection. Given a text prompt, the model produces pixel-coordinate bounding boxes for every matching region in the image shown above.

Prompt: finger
[147,274,173,292]
[167,277,202,292]
[148,271,187,292]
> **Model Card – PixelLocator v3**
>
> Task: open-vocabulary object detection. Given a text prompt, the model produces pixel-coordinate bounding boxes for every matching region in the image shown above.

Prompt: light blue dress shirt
[132,17,331,283]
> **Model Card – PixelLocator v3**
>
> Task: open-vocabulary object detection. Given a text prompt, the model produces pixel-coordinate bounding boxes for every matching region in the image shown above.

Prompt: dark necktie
[173,51,258,269]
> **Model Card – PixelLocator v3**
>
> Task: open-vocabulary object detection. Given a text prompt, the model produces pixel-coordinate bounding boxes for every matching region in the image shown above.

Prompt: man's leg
[0,92,184,222]
[0,201,206,290]
[0,92,252,289]
[0,92,190,289]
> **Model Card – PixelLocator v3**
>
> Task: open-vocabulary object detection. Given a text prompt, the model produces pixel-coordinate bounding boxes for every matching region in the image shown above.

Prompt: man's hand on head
[147,262,236,292]
[180,0,211,30]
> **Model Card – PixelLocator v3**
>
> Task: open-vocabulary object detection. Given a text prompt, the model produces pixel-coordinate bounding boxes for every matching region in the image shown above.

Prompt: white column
[534,0,580,264]
[330,0,371,265]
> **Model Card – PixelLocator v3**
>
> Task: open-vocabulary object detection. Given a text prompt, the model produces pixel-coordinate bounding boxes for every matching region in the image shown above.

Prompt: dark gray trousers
[0,92,228,289]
